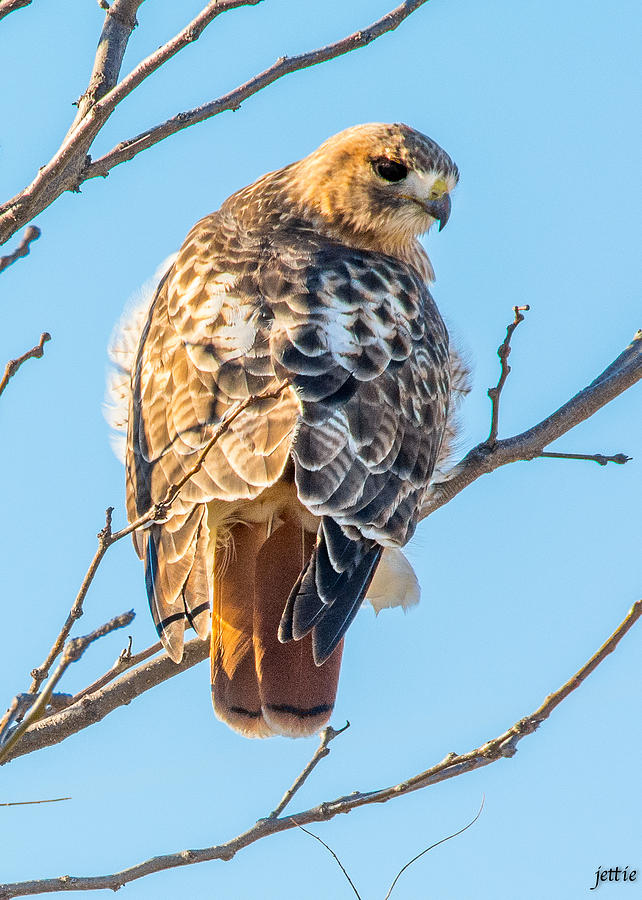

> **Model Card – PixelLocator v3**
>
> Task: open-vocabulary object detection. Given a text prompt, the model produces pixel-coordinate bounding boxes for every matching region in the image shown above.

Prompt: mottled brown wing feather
[127,207,450,672]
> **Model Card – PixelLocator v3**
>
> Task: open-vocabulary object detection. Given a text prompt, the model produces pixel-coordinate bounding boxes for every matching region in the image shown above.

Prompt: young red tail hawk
[107,123,467,738]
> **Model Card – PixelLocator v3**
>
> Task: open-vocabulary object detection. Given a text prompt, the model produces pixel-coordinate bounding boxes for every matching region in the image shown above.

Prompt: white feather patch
[104,254,177,461]
[365,548,420,614]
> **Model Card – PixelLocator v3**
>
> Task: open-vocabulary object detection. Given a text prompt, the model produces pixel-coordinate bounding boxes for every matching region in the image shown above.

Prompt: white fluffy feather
[104,255,177,461]
[365,548,420,614]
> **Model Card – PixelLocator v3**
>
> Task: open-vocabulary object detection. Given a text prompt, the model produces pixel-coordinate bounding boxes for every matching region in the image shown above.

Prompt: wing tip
[280,522,382,663]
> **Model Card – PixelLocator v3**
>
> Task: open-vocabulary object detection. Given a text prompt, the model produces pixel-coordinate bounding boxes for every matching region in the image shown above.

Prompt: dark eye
[372,158,408,182]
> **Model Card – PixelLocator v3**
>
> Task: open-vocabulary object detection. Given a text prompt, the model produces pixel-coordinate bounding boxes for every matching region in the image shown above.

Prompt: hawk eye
[372,158,408,183]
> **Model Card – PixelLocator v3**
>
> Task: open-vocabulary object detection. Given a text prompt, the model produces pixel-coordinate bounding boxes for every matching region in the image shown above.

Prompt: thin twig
[0,798,71,807]
[63,640,162,708]
[28,508,116,693]
[0,226,40,273]
[0,1,260,242]
[26,639,161,732]
[537,451,631,466]
[0,599,638,895]
[293,823,361,899]
[0,333,50,399]
[383,797,485,900]
[486,305,530,445]
[0,612,134,765]
[269,722,350,819]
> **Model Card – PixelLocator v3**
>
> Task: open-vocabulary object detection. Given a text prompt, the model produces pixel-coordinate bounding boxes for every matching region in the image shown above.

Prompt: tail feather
[211,521,275,738]
[145,496,383,737]
[210,517,343,738]
[254,521,342,737]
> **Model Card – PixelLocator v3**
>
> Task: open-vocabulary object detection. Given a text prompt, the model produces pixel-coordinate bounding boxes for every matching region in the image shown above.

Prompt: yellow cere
[429,177,449,199]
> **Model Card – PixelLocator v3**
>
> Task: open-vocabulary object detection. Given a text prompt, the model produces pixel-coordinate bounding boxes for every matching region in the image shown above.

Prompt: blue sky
[0,1,640,897]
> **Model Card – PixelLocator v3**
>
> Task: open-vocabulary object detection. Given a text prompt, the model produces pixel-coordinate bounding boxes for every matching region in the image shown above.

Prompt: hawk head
[291,122,459,254]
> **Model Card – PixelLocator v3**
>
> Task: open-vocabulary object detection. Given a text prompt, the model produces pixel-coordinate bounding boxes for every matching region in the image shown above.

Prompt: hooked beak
[424,192,451,231]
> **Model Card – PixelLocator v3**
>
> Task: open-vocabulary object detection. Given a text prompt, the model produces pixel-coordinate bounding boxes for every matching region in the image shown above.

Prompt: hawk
[107,123,467,738]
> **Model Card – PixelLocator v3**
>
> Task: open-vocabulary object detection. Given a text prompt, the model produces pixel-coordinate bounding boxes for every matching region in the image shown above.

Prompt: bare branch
[0,0,430,245]
[269,722,350,819]
[1,638,209,764]
[0,0,31,23]
[0,611,135,765]
[536,450,631,466]
[0,1,264,244]
[0,598,638,896]
[486,305,529,445]
[84,0,432,180]
[65,640,163,706]
[0,332,50,400]
[66,0,146,131]
[421,329,642,520]
[0,226,40,274]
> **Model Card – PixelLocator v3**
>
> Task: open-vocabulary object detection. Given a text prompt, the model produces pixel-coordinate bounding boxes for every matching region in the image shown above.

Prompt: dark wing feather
[279,520,382,665]
[258,239,450,661]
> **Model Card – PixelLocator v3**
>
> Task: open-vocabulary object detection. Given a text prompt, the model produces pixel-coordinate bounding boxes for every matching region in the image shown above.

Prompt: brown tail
[211,517,343,738]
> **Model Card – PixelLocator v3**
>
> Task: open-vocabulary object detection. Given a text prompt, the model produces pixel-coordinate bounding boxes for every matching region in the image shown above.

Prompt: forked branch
[0,0,431,245]
[83,0,433,181]
[1,638,209,764]
[0,611,134,765]
[486,304,530,444]
[421,328,641,520]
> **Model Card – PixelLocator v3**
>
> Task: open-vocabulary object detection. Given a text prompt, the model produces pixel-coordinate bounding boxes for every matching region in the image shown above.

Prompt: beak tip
[426,192,452,232]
